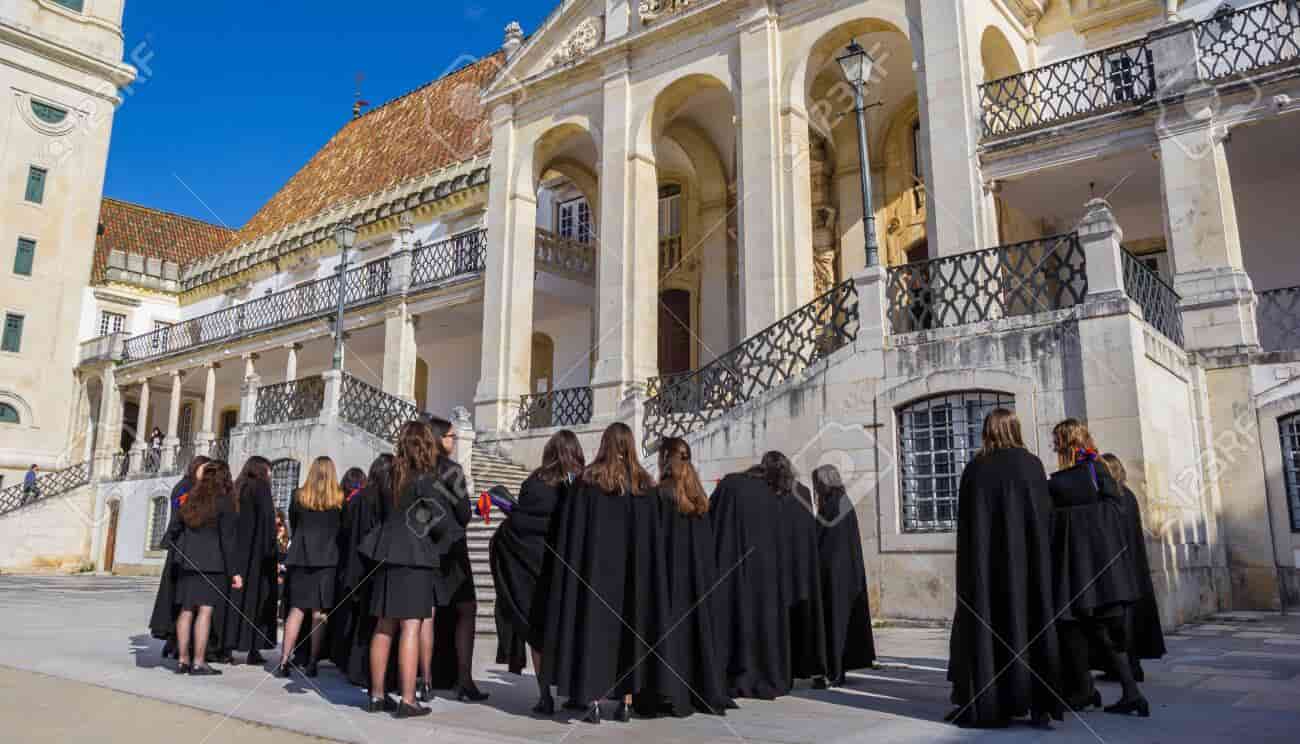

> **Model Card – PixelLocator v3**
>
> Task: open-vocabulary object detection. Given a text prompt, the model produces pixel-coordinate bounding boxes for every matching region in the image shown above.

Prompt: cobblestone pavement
[0,574,1297,743]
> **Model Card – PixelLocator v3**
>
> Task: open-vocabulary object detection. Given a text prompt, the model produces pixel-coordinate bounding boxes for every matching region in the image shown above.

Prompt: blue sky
[104,1,555,229]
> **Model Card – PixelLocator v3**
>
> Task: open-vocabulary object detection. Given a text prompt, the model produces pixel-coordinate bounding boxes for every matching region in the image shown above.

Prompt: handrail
[339,373,423,443]
[1121,249,1185,347]
[515,386,594,431]
[0,462,90,516]
[1197,0,1300,80]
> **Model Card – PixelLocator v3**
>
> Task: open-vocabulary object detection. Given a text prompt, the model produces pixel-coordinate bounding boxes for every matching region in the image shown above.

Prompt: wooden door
[103,501,119,573]
[658,289,693,376]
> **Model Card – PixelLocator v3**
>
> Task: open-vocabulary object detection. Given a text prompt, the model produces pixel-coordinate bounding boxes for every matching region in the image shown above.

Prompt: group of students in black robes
[488,423,877,724]
[947,410,1166,729]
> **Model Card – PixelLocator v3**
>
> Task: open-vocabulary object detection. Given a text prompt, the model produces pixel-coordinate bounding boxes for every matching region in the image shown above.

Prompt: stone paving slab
[1,575,1299,743]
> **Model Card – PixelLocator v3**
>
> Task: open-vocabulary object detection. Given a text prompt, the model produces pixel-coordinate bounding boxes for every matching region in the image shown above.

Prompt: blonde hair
[297,456,344,511]
[978,408,1024,455]
[1051,418,1097,471]
[1099,453,1127,486]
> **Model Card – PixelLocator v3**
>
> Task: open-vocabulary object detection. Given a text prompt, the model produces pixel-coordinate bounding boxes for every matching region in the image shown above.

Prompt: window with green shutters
[1,314,24,353]
[14,239,36,277]
[25,167,47,204]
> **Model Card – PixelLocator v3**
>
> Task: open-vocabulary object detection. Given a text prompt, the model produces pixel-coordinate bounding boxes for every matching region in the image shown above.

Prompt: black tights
[1060,618,1142,704]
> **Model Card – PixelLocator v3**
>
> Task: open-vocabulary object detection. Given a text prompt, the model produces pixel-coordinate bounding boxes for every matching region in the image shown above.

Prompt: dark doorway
[120,402,139,452]
[658,289,693,377]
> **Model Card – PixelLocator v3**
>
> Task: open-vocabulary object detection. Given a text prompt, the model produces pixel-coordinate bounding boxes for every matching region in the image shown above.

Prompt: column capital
[169,369,186,381]
[204,361,221,370]
[283,343,302,352]
[241,351,260,361]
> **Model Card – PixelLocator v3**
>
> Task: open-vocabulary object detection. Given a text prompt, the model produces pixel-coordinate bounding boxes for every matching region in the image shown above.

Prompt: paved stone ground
[0,574,1298,743]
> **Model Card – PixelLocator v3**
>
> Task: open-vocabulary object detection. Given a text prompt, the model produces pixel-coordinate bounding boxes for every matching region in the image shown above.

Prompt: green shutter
[1,315,23,353]
[25,167,46,204]
[14,239,35,276]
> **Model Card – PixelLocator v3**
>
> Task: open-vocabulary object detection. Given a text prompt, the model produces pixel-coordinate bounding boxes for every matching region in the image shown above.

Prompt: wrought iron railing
[108,452,130,481]
[255,376,326,425]
[979,39,1155,137]
[642,278,859,451]
[1258,285,1300,351]
[122,258,392,362]
[411,229,488,288]
[1198,0,1300,79]
[535,229,596,282]
[208,437,231,462]
[339,373,422,443]
[142,447,162,475]
[0,462,90,516]
[515,386,594,431]
[886,234,1088,334]
[1122,249,1185,347]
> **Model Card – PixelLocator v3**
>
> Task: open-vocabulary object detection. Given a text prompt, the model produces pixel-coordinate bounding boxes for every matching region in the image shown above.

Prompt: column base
[1175,268,1261,351]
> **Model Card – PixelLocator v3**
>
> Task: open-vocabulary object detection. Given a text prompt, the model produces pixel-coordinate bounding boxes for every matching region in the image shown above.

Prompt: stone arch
[530,332,555,395]
[979,25,1023,83]
[0,390,34,427]
[522,119,600,199]
[635,71,734,156]
[786,12,911,120]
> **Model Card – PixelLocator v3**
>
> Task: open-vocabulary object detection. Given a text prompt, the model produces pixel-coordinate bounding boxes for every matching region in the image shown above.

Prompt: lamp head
[334,221,358,251]
[836,40,874,87]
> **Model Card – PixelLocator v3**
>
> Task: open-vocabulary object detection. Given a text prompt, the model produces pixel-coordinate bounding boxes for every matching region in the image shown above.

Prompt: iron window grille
[1283,413,1300,532]
[2,313,25,353]
[271,459,301,514]
[25,167,47,204]
[898,391,1015,533]
[147,497,169,551]
[99,311,126,337]
[14,238,36,276]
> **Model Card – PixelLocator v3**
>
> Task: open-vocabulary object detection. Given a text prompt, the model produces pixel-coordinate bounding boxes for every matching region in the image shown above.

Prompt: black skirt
[432,544,475,607]
[370,565,435,619]
[176,570,226,608]
[287,566,336,610]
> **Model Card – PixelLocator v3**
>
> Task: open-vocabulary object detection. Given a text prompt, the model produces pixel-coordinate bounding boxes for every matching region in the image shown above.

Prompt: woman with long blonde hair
[276,456,345,678]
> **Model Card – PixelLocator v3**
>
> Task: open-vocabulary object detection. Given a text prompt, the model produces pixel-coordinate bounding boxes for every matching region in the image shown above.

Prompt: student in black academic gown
[325,466,369,675]
[1048,419,1147,717]
[336,455,389,686]
[544,422,656,724]
[632,436,730,718]
[490,429,585,715]
[155,455,211,660]
[947,409,1062,729]
[276,456,345,678]
[810,464,876,688]
[224,456,277,666]
[161,460,243,676]
[782,457,828,689]
[709,454,796,700]
[1098,453,1165,682]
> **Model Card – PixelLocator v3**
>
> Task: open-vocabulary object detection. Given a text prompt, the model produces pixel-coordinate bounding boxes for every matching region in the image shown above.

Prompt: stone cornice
[0,21,136,94]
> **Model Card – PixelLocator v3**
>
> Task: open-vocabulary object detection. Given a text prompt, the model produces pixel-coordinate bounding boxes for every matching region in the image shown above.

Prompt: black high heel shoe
[613,701,632,722]
[581,702,601,724]
[1069,690,1102,711]
[395,701,431,719]
[455,683,489,702]
[532,695,555,716]
[1104,696,1150,717]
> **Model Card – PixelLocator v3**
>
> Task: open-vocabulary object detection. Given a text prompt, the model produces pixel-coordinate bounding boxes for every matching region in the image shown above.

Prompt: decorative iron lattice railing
[1258,285,1300,351]
[208,437,231,462]
[886,234,1088,334]
[643,278,859,452]
[1198,0,1300,79]
[979,39,1155,137]
[1122,249,1185,347]
[411,229,488,288]
[0,462,90,516]
[123,259,392,362]
[535,229,596,282]
[255,376,326,425]
[515,386,594,431]
[339,373,422,443]
[108,452,130,481]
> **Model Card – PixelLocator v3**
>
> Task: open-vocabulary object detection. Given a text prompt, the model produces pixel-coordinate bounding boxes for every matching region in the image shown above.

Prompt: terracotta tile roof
[233,52,504,247]
[93,197,235,283]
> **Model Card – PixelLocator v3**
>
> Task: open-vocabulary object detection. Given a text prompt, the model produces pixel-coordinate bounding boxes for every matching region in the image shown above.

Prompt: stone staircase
[467,443,532,636]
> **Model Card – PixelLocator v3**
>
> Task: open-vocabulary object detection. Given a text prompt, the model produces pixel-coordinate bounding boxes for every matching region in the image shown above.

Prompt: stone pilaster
[196,363,219,451]
[383,304,418,403]
[239,353,260,426]
[161,371,184,472]
[128,378,150,474]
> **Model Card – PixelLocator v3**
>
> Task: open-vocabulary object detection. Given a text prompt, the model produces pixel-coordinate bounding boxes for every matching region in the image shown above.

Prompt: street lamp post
[332,221,358,371]
[837,40,880,268]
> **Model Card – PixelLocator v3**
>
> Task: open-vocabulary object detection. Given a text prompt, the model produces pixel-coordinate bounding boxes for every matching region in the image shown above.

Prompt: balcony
[1258,285,1300,352]
[535,228,596,283]
[79,333,127,365]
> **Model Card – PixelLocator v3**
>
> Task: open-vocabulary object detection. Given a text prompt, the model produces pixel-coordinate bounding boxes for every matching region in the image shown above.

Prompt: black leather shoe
[304,661,318,678]
[365,696,397,713]
[581,702,601,724]
[812,677,829,690]
[613,701,632,722]
[456,683,489,702]
[247,650,265,665]
[395,701,431,719]
[532,696,555,716]
[1104,696,1150,717]
[189,665,222,676]
[274,663,290,679]
[415,679,429,702]
[724,698,739,710]
[174,663,191,675]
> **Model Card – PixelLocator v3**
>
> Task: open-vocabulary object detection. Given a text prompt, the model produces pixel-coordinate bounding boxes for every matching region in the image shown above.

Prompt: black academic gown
[223,480,277,654]
[151,477,194,649]
[631,486,730,717]
[787,484,828,683]
[1048,464,1139,621]
[948,448,1064,727]
[333,484,389,686]
[543,480,650,704]
[1089,484,1166,673]
[709,472,793,700]
[149,490,239,652]
[816,489,877,684]
[490,473,564,674]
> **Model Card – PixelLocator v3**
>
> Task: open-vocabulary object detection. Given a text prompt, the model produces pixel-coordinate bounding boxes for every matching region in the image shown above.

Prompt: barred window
[147,496,169,551]
[271,459,300,513]
[898,391,1015,533]
[1282,413,1300,532]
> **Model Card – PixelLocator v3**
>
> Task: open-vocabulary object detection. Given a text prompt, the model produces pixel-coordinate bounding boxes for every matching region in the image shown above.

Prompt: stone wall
[0,486,95,571]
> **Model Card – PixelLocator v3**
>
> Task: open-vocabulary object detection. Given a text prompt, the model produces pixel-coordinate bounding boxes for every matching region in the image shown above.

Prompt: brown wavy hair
[659,437,708,516]
[181,460,233,529]
[1052,418,1097,471]
[537,429,586,487]
[1100,453,1128,486]
[298,456,344,511]
[394,420,438,505]
[234,455,271,498]
[582,422,655,495]
[978,408,1025,456]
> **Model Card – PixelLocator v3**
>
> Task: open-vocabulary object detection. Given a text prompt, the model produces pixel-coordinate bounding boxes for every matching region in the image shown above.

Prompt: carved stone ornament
[549,15,604,68]
[640,0,694,24]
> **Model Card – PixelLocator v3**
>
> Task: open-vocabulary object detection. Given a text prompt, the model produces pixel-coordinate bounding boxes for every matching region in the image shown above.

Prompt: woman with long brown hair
[161,460,243,676]
[153,454,212,660]
[1048,419,1146,716]
[947,409,1061,728]
[276,456,345,678]
[224,455,277,666]
[490,428,585,715]
[545,422,656,724]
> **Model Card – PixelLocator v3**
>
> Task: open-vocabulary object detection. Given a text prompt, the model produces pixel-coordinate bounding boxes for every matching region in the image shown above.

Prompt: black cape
[148,486,238,653]
[948,448,1064,727]
[787,484,828,682]
[329,487,383,682]
[1089,484,1166,672]
[816,489,876,683]
[631,486,729,717]
[490,473,564,674]
[708,472,793,699]
[223,479,277,653]
[1047,463,1139,620]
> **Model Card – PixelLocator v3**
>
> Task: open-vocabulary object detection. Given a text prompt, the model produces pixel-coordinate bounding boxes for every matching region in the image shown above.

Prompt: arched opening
[414,357,429,412]
[530,332,556,394]
[980,26,1026,244]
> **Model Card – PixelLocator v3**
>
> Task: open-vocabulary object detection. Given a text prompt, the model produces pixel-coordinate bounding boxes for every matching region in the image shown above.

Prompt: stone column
[161,371,184,472]
[1076,199,1127,301]
[905,0,999,256]
[474,100,537,432]
[452,405,476,495]
[383,304,418,403]
[284,343,300,382]
[389,215,416,294]
[94,367,123,479]
[780,106,816,311]
[197,362,218,451]
[239,353,260,426]
[322,369,343,421]
[129,378,150,473]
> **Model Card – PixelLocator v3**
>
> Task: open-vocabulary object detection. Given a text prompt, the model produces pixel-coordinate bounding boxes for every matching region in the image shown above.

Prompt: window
[150,320,172,350]
[0,403,19,424]
[1282,413,1300,532]
[14,239,36,276]
[147,497,169,551]
[25,167,47,204]
[99,311,126,336]
[1,314,24,353]
[897,391,1016,533]
[271,459,301,513]
[30,100,68,124]
[557,197,592,243]
[51,0,85,13]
